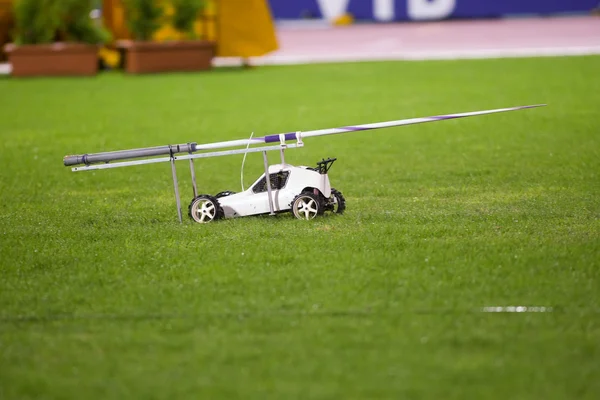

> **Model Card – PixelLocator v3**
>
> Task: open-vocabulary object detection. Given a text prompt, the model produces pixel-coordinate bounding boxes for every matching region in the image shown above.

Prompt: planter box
[4,43,99,77]
[117,40,216,74]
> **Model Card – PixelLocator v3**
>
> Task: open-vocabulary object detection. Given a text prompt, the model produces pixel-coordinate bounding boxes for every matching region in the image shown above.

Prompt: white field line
[481,306,553,313]
[213,45,600,67]
[2,45,599,75]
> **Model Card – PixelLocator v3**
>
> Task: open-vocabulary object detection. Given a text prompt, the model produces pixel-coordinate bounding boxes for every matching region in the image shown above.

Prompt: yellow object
[153,2,184,41]
[215,0,278,57]
[98,46,121,68]
[333,13,354,26]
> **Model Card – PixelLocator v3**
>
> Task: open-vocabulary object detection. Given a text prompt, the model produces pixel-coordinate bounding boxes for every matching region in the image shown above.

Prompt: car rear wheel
[326,188,346,214]
[291,193,321,220]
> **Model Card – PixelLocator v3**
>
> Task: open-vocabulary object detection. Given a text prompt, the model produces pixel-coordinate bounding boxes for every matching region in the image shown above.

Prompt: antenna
[241,131,254,191]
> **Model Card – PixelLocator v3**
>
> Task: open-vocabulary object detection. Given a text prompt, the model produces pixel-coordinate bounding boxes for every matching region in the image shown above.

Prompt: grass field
[1,55,599,399]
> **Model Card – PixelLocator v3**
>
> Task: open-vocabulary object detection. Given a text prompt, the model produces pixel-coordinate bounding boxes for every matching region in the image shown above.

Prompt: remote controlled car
[188,158,345,223]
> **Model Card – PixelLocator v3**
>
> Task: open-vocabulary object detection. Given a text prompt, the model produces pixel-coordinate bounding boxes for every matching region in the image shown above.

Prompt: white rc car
[188,158,345,223]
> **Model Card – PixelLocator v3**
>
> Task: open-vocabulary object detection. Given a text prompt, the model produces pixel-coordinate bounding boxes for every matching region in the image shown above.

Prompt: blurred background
[0,0,599,75]
[1,4,599,398]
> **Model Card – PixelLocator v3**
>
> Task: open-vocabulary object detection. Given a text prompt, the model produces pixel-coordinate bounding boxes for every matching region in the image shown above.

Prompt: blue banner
[267,0,599,21]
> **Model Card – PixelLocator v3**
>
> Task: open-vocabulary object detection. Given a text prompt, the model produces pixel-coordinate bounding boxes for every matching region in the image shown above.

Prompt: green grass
[0,56,599,399]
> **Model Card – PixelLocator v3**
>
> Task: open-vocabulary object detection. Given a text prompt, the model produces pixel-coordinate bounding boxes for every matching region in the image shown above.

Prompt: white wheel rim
[192,200,216,223]
[294,196,318,220]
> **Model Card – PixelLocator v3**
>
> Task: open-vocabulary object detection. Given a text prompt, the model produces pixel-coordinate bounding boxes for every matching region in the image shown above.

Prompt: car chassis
[193,156,346,223]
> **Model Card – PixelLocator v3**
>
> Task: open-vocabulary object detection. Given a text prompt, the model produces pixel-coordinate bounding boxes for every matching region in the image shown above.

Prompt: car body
[188,158,345,223]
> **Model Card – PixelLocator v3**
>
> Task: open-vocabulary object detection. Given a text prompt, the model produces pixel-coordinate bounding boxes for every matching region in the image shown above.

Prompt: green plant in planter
[12,0,111,45]
[59,0,112,44]
[171,0,206,39]
[12,0,62,45]
[122,0,164,41]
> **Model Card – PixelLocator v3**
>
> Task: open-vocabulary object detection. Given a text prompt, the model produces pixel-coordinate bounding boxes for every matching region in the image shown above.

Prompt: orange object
[102,0,132,40]
[0,0,13,61]
[333,13,355,26]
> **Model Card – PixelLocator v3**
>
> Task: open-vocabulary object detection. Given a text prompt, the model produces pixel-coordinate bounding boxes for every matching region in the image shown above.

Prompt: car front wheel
[188,195,224,223]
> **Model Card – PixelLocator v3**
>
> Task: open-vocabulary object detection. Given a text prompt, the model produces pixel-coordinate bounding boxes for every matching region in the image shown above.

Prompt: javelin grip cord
[63,143,197,166]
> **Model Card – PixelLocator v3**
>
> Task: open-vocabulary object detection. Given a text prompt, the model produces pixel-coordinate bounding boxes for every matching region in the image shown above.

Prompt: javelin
[196,104,545,150]
[63,104,545,167]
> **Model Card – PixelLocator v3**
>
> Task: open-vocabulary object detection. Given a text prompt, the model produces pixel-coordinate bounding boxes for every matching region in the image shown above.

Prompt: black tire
[188,195,224,223]
[291,192,322,220]
[325,188,346,214]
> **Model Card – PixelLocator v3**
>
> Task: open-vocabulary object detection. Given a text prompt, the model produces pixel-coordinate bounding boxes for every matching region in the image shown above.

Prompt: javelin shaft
[285,104,545,139]
[197,104,545,150]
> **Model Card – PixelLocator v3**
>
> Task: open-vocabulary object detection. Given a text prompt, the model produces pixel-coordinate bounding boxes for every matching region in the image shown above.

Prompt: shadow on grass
[0,307,560,324]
